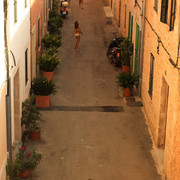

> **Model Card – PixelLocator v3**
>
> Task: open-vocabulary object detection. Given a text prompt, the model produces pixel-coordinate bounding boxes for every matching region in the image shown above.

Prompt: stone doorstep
[124,96,143,107]
[104,6,113,18]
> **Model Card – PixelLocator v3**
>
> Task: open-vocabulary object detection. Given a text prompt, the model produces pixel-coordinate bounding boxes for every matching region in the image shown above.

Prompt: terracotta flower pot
[41,71,54,81]
[35,95,50,108]
[123,88,132,97]
[19,169,30,178]
[30,129,41,140]
[122,65,130,73]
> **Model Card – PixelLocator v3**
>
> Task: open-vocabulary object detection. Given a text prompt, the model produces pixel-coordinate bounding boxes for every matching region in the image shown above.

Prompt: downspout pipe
[4,0,12,162]
[138,0,146,97]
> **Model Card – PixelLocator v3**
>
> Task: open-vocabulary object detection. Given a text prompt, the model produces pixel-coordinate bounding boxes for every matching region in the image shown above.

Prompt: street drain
[39,106,124,112]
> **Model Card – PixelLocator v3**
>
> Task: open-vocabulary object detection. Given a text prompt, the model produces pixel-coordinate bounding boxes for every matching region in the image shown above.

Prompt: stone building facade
[110,0,180,179]
[142,0,180,179]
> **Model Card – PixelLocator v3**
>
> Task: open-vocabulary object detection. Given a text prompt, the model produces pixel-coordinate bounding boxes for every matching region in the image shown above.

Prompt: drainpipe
[4,0,12,162]
[138,0,146,97]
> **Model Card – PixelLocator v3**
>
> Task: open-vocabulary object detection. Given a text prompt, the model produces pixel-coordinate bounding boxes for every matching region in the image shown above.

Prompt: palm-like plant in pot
[42,33,62,49]
[21,98,41,140]
[116,72,138,97]
[39,47,61,81]
[31,76,56,108]
[118,38,133,72]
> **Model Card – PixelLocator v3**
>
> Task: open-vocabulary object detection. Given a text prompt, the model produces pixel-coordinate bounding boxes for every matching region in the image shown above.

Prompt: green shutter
[134,24,139,76]
[128,12,131,39]
[130,16,133,42]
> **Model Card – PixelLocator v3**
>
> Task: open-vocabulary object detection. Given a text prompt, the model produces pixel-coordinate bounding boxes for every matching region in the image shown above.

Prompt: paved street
[28,0,162,179]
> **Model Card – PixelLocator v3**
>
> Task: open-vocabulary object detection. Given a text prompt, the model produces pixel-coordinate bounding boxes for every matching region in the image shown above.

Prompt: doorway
[158,77,169,148]
[14,69,21,141]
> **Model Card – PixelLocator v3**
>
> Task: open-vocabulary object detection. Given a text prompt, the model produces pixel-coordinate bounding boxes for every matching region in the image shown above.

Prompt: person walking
[71,21,83,51]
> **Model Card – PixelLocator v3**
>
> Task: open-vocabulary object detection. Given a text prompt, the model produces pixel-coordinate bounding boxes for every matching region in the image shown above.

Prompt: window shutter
[128,12,131,39]
[14,0,17,23]
[169,0,176,31]
[25,49,28,85]
[160,0,169,23]
[38,19,40,47]
[124,5,127,29]
[149,53,155,98]
[154,0,158,11]
[25,0,27,8]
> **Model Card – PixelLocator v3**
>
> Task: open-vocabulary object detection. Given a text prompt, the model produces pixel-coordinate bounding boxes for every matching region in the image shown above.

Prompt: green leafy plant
[6,146,42,179]
[121,52,131,66]
[49,10,58,18]
[31,76,56,96]
[15,147,42,170]
[52,0,60,13]
[39,47,61,72]
[21,98,40,132]
[48,15,63,34]
[116,72,138,89]
[118,38,133,66]
[6,159,21,180]
[118,38,133,55]
[42,33,62,49]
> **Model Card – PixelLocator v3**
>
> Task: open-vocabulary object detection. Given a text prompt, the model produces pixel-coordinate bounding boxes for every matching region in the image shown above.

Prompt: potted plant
[6,159,21,179]
[116,72,138,97]
[31,76,56,108]
[118,38,133,72]
[39,47,61,81]
[21,98,41,140]
[48,15,63,34]
[42,33,62,49]
[6,146,42,179]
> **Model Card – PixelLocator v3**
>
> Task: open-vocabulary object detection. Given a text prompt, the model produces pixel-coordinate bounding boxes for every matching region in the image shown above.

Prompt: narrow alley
[28,0,162,179]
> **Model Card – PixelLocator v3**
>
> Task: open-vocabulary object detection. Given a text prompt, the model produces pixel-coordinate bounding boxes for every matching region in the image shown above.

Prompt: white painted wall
[0,1,8,180]
[7,0,31,142]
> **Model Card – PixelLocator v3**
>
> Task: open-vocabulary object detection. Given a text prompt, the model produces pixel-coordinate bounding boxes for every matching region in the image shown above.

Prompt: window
[25,49,28,85]
[154,0,158,11]
[38,18,40,47]
[124,5,127,29]
[160,0,169,23]
[14,0,17,23]
[49,0,51,9]
[149,53,155,98]
[169,0,176,31]
[128,12,133,42]
[43,0,46,23]
[25,0,27,8]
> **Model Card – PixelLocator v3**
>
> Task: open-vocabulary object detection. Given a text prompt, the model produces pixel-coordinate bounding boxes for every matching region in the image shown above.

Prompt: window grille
[14,0,17,23]
[154,0,158,11]
[25,0,27,8]
[38,18,40,47]
[43,0,46,22]
[124,5,127,29]
[25,49,28,85]
[169,0,176,31]
[149,53,155,98]
[160,0,169,23]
